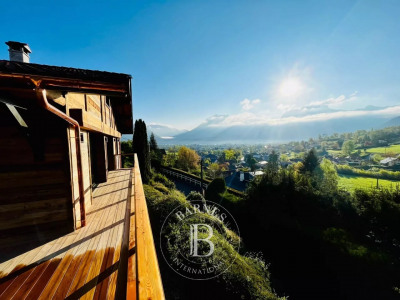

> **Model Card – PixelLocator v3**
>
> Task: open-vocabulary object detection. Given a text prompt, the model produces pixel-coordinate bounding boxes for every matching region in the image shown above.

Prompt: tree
[319,158,339,194]
[245,154,257,171]
[149,132,162,170]
[342,140,355,156]
[121,140,134,167]
[224,149,235,161]
[186,191,205,202]
[133,119,151,183]
[267,151,279,174]
[208,162,221,179]
[280,154,289,162]
[300,148,319,174]
[149,132,158,152]
[162,152,177,167]
[176,146,200,171]
[205,178,226,202]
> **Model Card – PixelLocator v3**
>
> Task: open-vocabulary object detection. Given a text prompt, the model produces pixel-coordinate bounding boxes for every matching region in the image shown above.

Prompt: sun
[279,77,303,98]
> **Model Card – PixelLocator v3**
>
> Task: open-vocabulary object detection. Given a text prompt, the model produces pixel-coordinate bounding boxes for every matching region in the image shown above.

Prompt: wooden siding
[66,92,121,138]
[68,127,81,228]
[68,129,93,228]
[0,105,74,258]
[80,131,92,210]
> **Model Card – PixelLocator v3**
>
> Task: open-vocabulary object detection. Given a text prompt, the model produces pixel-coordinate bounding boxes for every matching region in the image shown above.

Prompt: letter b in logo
[189,224,214,257]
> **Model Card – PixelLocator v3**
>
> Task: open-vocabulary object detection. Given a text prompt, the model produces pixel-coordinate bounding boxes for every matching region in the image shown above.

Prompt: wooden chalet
[0,42,164,299]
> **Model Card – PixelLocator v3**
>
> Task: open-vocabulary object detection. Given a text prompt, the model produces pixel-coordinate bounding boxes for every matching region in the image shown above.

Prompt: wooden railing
[162,167,209,189]
[161,166,244,197]
[127,154,165,300]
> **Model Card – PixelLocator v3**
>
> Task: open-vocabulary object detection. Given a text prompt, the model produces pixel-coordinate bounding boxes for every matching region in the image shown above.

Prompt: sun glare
[279,78,303,98]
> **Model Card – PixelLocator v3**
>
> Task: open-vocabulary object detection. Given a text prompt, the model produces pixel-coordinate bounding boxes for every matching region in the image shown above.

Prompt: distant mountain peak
[147,123,188,138]
[383,116,400,128]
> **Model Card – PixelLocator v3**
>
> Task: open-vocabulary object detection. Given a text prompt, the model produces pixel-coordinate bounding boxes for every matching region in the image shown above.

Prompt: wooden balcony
[0,155,164,299]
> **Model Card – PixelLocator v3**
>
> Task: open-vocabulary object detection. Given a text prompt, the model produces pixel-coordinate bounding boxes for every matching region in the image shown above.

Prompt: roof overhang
[0,60,133,134]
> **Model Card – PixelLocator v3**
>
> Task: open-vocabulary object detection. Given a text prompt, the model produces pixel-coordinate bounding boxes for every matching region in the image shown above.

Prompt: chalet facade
[0,42,163,299]
[0,41,132,242]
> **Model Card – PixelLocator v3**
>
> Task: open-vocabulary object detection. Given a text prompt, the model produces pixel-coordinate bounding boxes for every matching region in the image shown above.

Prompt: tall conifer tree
[149,132,158,152]
[132,119,151,183]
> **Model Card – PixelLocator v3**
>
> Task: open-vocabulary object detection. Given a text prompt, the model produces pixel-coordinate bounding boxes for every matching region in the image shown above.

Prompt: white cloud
[240,98,261,110]
[203,105,400,128]
[277,104,298,113]
[308,91,358,108]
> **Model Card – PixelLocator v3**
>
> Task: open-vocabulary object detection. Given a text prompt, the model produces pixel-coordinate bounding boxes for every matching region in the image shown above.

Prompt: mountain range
[156,105,400,145]
[121,123,187,142]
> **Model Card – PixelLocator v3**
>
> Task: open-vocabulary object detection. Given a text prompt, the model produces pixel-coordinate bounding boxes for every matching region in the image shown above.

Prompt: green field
[366,144,400,154]
[327,150,342,156]
[338,175,400,192]
[328,144,400,157]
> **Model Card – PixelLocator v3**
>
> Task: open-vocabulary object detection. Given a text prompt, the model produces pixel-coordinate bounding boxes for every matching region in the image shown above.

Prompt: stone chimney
[5,41,31,63]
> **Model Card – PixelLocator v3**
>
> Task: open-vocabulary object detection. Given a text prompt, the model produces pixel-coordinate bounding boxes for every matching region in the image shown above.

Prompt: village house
[0,42,163,299]
[380,157,400,167]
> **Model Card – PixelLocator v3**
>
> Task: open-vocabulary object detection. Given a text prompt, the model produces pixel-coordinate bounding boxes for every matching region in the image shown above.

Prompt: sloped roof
[380,157,397,164]
[0,60,131,84]
[0,60,133,133]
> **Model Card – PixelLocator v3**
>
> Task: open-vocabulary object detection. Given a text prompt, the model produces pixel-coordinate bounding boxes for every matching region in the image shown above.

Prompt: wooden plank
[36,176,119,300]
[106,170,131,299]
[0,199,68,214]
[34,198,114,300]
[127,170,137,300]
[67,93,85,110]
[134,155,165,300]
[63,186,116,297]
[66,92,121,138]
[80,130,92,210]
[0,169,67,189]
[94,171,130,299]
[0,170,132,300]
[65,170,129,298]
[51,190,112,299]
[4,230,79,299]
[0,183,69,204]
[0,209,69,231]
[79,180,123,300]
[9,260,51,299]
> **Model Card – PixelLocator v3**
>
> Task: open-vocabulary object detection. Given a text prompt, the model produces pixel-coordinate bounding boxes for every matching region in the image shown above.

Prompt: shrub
[205,177,227,202]
[144,173,283,300]
[322,227,388,263]
[162,205,280,300]
[186,191,205,201]
[143,184,165,208]
[336,164,400,180]
[152,182,170,194]
[153,173,175,189]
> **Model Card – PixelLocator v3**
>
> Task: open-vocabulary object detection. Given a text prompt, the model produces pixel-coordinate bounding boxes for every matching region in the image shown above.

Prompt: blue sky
[1,0,400,130]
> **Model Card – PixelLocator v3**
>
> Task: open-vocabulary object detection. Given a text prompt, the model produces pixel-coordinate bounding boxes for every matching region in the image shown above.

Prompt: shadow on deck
[0,154,164,299]
[0,169,131,299]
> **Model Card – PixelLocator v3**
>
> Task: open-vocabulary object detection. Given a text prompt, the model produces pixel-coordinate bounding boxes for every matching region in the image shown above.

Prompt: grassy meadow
[366,144,400,154]
[338,174,400,192]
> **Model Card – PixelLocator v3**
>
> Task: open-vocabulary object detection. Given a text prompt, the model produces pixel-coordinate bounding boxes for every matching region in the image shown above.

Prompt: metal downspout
[36,88,86,227]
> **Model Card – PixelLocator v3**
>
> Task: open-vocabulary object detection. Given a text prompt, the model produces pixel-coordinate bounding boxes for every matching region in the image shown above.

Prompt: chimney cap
[5,41,31,53]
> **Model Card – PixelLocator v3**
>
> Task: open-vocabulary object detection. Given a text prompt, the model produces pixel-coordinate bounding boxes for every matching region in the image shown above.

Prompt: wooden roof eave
[0,72,133,133]
[0,72,130,97]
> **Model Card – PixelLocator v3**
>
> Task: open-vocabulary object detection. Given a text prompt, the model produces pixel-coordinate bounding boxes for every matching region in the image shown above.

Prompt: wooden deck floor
[0,169,132,300]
